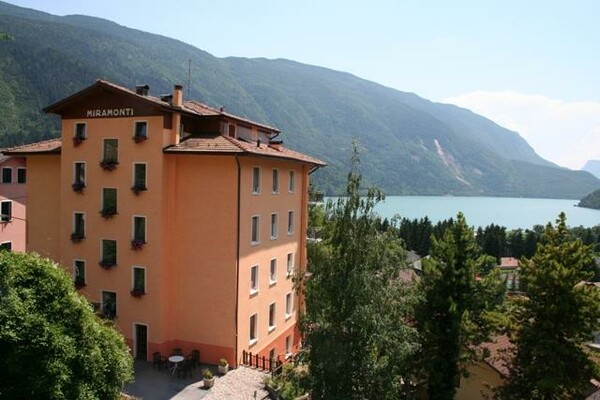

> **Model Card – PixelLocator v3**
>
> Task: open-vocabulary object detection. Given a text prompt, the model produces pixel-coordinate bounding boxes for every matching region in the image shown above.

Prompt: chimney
[135,84,149,96]
[173,84,183,107]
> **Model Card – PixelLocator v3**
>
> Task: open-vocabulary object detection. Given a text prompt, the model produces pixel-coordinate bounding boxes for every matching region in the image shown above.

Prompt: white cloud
[443,91,600,170]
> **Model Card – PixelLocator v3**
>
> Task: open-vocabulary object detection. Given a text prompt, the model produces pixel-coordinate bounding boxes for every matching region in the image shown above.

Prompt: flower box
[130,288,145,297]
[70,232,85,243]
[74,279,86,289]
[73,136,85,147]
[133,134,147,143]
[131,239,145,251]
[99,160,119,171]
[72,182,85,193]
[99,260,116,269]
[131,185,147,195]
[100,209,117,219]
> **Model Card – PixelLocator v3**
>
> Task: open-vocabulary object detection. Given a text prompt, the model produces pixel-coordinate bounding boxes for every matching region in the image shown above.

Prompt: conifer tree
[300,146,419,400]
[415,213,504,400]
[497,213,600,399]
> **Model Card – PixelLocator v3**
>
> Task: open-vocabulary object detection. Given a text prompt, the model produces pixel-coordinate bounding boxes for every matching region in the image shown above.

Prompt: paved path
[124,361,269,400]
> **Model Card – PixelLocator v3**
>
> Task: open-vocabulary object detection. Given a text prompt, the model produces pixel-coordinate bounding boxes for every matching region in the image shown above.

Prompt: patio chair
[177,359,193,379]
[152,352,167,371]
[171,347,183,356]
[191,349,200,369]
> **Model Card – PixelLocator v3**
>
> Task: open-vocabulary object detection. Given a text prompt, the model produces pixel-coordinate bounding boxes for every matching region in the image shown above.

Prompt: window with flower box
[101,188,117,218]
[72,212,85,242]
[131,266,146,297]
[131,216,146,250]
[100,239,117,268]
[74,260,86,288]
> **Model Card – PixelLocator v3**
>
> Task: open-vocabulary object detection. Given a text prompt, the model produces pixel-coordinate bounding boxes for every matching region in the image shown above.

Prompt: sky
[6,0,600,169]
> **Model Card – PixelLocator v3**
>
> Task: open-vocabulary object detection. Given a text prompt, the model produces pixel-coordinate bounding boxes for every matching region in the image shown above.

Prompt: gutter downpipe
[234,156,241,366]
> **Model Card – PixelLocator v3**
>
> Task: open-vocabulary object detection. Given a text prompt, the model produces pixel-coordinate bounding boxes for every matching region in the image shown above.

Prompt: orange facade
[6,80,324,367]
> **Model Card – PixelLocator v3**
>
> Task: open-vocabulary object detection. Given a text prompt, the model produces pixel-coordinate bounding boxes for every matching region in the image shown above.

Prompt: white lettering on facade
[85,108,134,118]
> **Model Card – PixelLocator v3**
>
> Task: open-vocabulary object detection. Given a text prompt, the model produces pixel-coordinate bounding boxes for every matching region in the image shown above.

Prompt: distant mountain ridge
[583,160,600,179]
[0,1,598,198]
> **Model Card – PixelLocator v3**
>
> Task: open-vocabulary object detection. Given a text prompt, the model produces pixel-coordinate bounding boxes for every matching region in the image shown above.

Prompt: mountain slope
[0,1,598,198]
[583,160,600,179]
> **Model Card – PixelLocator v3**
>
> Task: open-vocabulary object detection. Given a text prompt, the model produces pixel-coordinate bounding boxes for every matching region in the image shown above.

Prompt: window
[74,123,86,140]
[101,239,117,267]
[0,242,12,252]
[287,211,295,235]
[74,162,86,185]
[132,267,146,294]
[288,171,295,192]
[133,163,147,191]
[17,168,26,184]
[133,216,146,243]
[73,212,85,240]
[74,260,85,287]
[286,253,294,277]
[101,291,117,319]
[285,335,292,355]
[270,259,277,285]
[251,216,260,244]
[101,188,117,216]
[270,213,278,239]
[1,201,12,222]
[252,167,260,194]
[250,265,259,294]
[269,348,276,361]
[102,139,119,163]
[272,169,279,193]
[268,303,276,331]
[249,313,258,344]
[1,167,11,183]
[286,292,293,318]
[228,124,236,138]
[134,121,147,140]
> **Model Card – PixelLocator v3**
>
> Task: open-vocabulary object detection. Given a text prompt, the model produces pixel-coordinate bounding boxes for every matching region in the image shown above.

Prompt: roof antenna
[187,59,192,100]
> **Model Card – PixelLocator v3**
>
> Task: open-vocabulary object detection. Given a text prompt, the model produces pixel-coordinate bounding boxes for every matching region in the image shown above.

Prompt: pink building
[0,154,26,252]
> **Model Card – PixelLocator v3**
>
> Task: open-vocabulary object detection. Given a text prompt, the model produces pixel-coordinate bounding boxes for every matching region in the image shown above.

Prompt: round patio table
[168,355,184,375]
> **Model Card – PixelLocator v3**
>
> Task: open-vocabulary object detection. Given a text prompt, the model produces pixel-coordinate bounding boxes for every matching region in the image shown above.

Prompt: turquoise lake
[331,196,600,229]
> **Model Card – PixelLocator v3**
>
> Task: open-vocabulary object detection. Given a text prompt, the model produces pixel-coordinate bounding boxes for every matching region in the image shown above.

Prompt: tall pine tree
[498,213,600,399]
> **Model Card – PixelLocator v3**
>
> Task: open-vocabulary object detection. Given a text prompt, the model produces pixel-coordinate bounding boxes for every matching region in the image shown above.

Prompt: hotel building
[5,80,324,366]
[0,154,27,252]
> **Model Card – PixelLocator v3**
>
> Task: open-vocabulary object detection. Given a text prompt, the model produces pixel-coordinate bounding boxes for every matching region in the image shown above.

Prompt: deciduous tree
[300,148,419,399]
[0,252,133,399]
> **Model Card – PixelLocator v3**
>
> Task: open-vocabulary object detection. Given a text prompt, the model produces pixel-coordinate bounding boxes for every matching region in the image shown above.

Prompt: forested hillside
[0,1,598,198]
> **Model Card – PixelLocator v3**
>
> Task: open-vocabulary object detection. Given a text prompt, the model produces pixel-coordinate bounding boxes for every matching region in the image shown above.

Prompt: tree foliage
[497,213,600,399]
[415,213,505,400]
[300,148,419,399]
[0,252,133,399]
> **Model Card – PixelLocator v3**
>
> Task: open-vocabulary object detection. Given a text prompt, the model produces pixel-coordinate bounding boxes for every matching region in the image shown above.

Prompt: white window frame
[269,258,277,285]
[73,211,86,238]
[272,168,279,194]
[100,238,117,265]
[101,187,118,214]
[132,162,148,189]
[270,213,278,240]
[287,211,295,235]
[73,161,86,185]
[252,166,261,195]
[100,290,117,318]
[268,302,276,332]
[132,322,149,360]
[286,252,294,278]
[249,313,258,345]
[1,200,12,222]
[132,266,147,293]
[286,292,293,319]
[288,170,295,193]
[102,138,119,163]
[16,167,26,184]
[250,265,259,295]
[133,120,148,139]
[1,167,12,184]
[0,241,12,251]
[73,259,86,284]
[74,122,87,139]
[251,215,260,245]
[132,215,147,243]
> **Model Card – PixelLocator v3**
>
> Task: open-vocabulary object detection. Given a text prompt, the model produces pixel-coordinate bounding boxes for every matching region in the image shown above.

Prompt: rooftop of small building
[498,257,519,269]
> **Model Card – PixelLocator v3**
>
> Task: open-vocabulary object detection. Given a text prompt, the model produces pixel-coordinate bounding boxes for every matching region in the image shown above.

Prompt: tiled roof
[183,101,279,133]
[165,135,243,154]
[480,335,513,377]
[166,135,326,166]
[3,139,61,155]
[499,257,519,269]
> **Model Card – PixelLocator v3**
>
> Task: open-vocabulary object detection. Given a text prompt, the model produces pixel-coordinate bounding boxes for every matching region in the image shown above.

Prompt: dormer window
[228,124,236,138]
